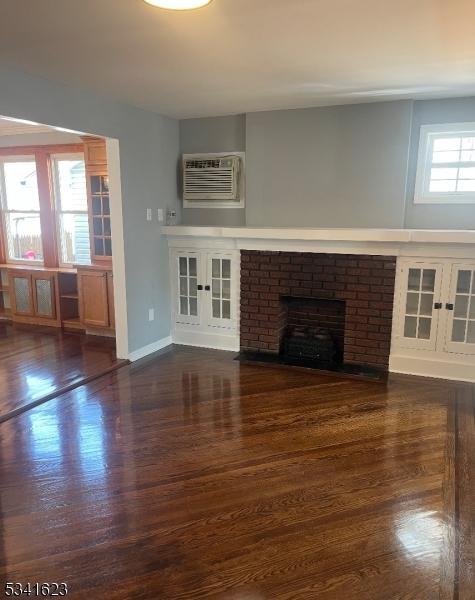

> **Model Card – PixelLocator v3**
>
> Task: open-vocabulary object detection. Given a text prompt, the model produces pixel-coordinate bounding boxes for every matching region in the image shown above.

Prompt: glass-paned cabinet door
[445,264,475,355]
[174,251,200,325]
[397,262,443,350]
[206,253,236,328]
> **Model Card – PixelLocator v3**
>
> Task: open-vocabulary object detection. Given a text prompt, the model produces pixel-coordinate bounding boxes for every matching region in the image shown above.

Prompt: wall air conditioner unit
[182,152,245,209]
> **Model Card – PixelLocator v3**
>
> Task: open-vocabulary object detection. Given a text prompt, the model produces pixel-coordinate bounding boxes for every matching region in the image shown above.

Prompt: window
[52,154,91,265]
[0,157,44,262]
[414,122,475,204]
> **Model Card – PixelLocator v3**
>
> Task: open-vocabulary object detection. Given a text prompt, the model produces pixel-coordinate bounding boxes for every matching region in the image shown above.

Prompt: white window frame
[51,152,91,267]
[0,155,44,265]
[414,122,475,205]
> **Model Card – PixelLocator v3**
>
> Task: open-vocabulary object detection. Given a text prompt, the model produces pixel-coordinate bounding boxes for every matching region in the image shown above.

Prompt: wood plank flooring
[0,345,473,599]
[0,323,126,422]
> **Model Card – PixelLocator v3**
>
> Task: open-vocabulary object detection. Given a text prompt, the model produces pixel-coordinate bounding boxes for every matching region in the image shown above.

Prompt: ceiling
[1,0,475,119]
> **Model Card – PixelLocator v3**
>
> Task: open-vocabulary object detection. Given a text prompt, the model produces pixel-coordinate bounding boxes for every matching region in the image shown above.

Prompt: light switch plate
[146,208,152,222]
[148,308,155,321]
[157,209,164,222]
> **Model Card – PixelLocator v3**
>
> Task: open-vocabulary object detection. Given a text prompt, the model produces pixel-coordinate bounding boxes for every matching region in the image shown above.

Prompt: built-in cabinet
[78,266,114,331]
[170,248,239,350]
[9,269,57,324]
[391,257,475,381]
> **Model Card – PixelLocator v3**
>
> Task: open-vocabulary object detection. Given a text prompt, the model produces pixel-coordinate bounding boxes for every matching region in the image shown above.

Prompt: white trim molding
[128,336,173,362]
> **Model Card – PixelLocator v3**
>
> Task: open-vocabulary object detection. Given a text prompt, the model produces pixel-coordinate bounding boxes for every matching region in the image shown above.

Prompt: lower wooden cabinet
[77,266,115,331]
[9,269,58,324]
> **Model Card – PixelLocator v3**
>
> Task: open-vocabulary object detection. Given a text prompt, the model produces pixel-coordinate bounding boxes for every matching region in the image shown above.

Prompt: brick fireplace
[240,251,397,370]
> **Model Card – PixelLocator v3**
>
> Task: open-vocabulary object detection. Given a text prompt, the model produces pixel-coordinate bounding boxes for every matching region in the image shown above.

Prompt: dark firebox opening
[280,296,346,365]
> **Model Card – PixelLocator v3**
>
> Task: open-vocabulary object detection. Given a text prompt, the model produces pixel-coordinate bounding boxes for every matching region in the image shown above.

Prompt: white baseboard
[390,354,475,383]
[172,328,239,352]
[128,336,173,362]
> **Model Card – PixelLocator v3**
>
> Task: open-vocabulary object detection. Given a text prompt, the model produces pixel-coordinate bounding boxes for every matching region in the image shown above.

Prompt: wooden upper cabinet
[78,268,110,329]
[82,136,107,168]
[81,137,112,264]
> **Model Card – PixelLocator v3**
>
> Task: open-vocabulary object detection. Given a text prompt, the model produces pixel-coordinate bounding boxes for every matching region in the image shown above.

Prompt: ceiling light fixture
[143,0,212,10]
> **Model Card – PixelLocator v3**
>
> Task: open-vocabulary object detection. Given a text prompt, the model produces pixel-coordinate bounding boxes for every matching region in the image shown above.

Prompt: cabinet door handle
[204,285,211,291]
[434,302,442,310]
[445,303,454,311]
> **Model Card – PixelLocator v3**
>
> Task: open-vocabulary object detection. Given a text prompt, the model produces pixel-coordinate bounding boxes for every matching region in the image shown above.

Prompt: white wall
[0,65,180,356]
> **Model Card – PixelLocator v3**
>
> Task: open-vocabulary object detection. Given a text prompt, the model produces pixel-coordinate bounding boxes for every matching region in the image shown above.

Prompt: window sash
[0,158,43,263]
[415,123,475,204]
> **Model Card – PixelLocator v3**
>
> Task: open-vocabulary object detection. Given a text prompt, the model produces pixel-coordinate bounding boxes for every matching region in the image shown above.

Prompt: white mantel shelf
[162,226,475,257]
[162,226,475,244]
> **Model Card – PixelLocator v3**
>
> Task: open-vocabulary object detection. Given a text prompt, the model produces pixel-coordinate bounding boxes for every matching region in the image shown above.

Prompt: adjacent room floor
[0,345,473,599]
[0,323,126,422]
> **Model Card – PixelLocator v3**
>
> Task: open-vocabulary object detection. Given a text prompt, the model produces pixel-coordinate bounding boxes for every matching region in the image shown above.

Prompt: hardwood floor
[0,345,473,599]
[0,323,126,422]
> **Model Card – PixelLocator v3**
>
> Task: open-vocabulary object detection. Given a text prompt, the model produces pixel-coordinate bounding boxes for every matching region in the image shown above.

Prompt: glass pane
[222,259,231,279]
[102,196,110,215]
[408,269,421,291]
[5,213,43,261]
[4,161,40,210]
[59,214,91,265]
[91,176,101,194]
[13,277,30,312]
[101,176,109,192]
[92,196,102,215]
[467,321,475,344]
[452,319,466,343]
[93,217,103,236]
[457,270,472,294]
[431,167,458,180]
[419,294,433,316]
[179,257,187,276]
[404,316,417,338]
[103,217,111,237]
[55,159,87,210]
[418,318,431,340]
[189,297,198,317]
[222,300,231,319]
[429,180,457,192]
[189,277,197,297]
[222,279,231,300]
[456,180,475,192]
[458,166,475,179]
[212,279,220,298]
[179,277,187,296]
[461,150,475,162]
[104,238,112,256]
[212,259,220,278]
[189,258,197,277]
[454,295,469,318]
[94,238,104,256]
[212,299,221,318]
[179,296,188,315]
[469,297,475,320]
[432,150,460,163]
[405,292,419,315]
[433,137,461,151]
[35,278,53,317]
[421,270,436,292]
[462,137,475,150]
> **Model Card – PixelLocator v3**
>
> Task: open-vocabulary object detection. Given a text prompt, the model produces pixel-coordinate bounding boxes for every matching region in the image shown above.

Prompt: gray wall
[245,101,412,228]
[404,97,475,229]
[180,115,246,226]
[0,64,180,354]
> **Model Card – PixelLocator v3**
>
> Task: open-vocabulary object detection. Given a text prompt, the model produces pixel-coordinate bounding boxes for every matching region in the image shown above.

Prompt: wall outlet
[148,308,155,321]
[146,208,152,222]
[157,209,164,222]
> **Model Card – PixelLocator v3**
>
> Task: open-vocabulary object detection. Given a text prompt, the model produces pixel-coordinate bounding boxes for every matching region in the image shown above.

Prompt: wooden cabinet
[82,137,112,263]
[9,269,58,325]
[78,266,115,331]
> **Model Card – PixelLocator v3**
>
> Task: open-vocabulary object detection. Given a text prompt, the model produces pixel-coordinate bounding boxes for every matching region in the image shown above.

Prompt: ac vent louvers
[183,154,241,202]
